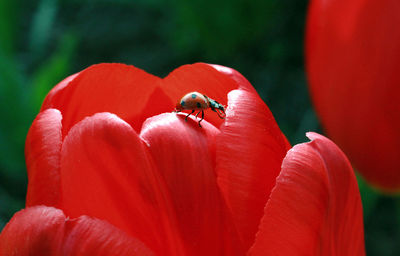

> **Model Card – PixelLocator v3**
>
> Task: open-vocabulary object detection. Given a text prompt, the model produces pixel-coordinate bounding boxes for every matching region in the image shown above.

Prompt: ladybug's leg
[216,109,226,119]
[195,111,201,119]
[185,110,195,121]
[198,110,204,127]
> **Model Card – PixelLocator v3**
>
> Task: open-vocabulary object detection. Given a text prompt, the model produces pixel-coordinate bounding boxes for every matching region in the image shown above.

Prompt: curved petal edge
[25,108,63,207]
[248,132,365,256]
[0,206,154,256]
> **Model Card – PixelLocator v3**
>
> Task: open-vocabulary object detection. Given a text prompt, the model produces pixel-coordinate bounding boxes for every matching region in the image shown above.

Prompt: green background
[0,0,398,254]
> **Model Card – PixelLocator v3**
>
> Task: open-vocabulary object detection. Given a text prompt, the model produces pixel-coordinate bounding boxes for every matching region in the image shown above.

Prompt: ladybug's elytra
[175,92,226,127]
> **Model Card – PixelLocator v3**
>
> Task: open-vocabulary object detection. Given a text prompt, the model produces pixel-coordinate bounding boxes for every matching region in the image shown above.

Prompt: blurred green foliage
[0,0,398,255]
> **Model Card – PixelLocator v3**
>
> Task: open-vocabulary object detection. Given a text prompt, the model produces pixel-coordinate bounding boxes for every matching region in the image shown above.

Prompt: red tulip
[306,0,400,191]
[1,63,365,255]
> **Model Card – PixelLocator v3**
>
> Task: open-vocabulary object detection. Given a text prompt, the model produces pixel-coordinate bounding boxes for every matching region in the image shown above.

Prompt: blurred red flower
[306,0,400,192]
[0,63,364,255]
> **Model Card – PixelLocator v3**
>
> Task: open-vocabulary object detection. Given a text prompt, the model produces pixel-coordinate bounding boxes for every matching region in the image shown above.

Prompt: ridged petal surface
[0,206,154,256]
[59,112,185,255]
[248,133,365,256]
[141,113,244,256]
[216,89,291,250]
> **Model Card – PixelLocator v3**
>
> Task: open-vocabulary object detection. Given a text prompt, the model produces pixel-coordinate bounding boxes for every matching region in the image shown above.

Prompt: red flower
[1,63,365,255]
[306,0,400,191]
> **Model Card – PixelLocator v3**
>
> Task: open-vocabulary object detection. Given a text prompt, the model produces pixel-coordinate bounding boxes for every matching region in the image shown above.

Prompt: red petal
[25,108,62,207]
[162,63,249,127]
[140,113,244,255]
[41,73,80,111]
[62,215,153,255]
[248,133,365,255]
[207,64,258,93]
[0,206,154,255]
[306,0,400,191]
[59,112,185,255]
[41,63,167,136]
[216,89,290,250]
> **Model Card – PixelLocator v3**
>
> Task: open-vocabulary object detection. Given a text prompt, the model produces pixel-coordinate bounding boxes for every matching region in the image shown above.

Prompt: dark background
[0,0,398,254]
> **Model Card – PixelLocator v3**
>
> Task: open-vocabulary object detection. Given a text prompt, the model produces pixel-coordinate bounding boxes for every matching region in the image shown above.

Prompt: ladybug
[175,92,226,127]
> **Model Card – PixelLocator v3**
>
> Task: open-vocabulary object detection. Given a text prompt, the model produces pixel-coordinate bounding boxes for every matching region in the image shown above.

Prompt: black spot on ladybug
[196,102,201,108]
[191,94,197,99]
[181,100,186,106]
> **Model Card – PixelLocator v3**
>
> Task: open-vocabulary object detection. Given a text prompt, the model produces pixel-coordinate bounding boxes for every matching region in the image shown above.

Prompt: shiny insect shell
[175,92,226,127]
